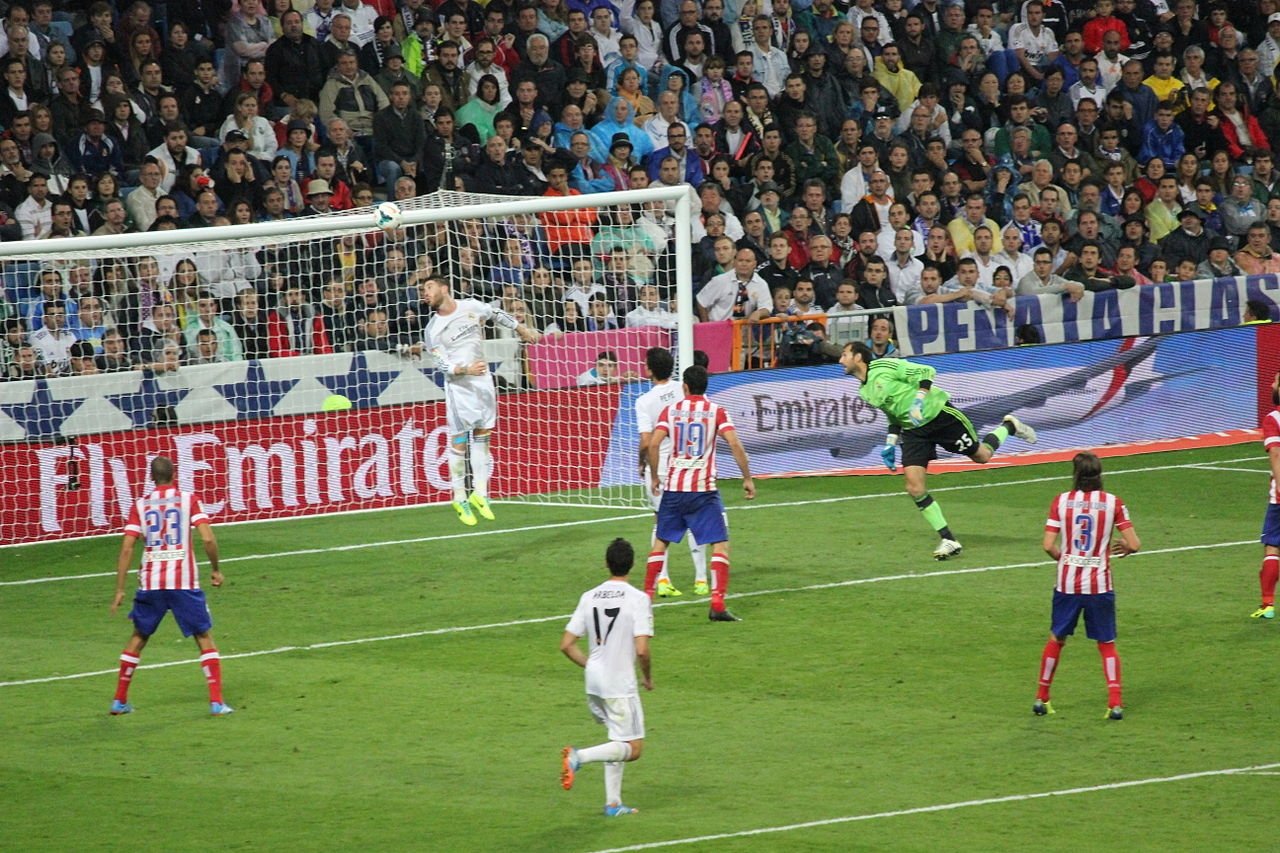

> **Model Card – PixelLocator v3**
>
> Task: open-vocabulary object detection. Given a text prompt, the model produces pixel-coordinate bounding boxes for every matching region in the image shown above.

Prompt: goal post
[0,185,699,546]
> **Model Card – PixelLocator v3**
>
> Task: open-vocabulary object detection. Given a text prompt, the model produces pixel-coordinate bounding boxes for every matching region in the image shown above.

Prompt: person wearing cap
[373,40,422,102]
[266,9,326,106]
[1196,235,1243,278]
[302,177,335,215]
[1117,214,1158,273]
[600,131,634,191]
[1259,13,1280,77]
[73,108,123,177]
[1159,206,1213,267]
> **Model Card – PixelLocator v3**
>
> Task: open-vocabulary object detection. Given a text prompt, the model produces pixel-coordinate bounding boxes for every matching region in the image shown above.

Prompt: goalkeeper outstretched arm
[487,306,543,344]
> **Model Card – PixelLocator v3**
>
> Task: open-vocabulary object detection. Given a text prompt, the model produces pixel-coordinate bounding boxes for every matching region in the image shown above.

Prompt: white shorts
[587,693,645,741]
[444,375,497,435]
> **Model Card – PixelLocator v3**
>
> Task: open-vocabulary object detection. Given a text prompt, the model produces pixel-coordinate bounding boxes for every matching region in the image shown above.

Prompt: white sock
[651,524,671,583]
[448,446,467,503]
[576,741,630,765]
[688,532,707,583]
[469,434,491,499]
[604,761,624,805]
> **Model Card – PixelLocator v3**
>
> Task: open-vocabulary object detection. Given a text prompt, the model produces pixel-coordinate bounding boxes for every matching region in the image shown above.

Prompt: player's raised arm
[485,302,542,344]
[111,532,138,614]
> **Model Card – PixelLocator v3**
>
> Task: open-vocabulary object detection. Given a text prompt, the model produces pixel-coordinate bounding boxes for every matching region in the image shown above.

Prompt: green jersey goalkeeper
[840,342,1040,561]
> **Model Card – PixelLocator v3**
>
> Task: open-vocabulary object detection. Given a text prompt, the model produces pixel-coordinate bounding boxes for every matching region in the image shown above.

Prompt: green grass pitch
[2,443,1277,852]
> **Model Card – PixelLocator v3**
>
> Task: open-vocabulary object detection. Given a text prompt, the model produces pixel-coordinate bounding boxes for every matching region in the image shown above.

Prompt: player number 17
[592,607,620,644]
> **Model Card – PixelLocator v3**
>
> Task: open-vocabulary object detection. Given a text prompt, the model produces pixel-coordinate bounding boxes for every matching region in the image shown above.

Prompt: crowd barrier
[3,319,1272,546]
[890,275,1280,356]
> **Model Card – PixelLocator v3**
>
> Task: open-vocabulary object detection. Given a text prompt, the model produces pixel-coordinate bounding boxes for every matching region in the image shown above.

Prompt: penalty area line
[0,537,1253,689]
[582,761,1280,853]
[0,455,1258,588]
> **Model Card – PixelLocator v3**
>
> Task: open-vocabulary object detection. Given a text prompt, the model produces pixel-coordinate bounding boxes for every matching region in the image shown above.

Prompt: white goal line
[0,536,1253,689]
[0,455,1259,588]
[582,761,1280,853]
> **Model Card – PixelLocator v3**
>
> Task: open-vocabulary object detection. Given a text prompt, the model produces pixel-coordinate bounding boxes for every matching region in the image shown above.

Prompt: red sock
[1261,555,1279,606]
[114,651,140,702]
[710,553,730,612]
[644,551,666,599]
[1098,641,1122,708]
[1036,639,1062,702]
[200,648,223,704]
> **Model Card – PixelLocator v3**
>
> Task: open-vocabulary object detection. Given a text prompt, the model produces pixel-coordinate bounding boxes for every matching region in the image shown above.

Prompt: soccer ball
[374,201,403,232]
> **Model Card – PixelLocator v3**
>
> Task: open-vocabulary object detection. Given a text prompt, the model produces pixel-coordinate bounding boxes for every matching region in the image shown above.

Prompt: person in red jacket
[267,283,333,357]
[1081,0,1129,55]
[1214,80,1270,163]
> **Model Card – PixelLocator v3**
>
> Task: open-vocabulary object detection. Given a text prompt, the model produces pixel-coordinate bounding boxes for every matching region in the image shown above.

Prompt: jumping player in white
[422,276,541,525]
[560,537,653,816]
[109,455,232,716]
[636,347,709,598]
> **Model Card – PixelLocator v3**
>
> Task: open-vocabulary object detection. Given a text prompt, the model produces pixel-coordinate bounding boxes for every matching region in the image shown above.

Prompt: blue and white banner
[704,327,1258,477]
[893,276,1280,356]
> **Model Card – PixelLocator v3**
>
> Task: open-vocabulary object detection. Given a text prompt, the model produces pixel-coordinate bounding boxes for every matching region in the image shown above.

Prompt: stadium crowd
[3,0,1280,381]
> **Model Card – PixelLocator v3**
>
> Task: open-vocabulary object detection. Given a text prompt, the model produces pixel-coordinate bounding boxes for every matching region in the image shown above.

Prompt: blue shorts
[129,589,213,638]
[1261,504,1280,547]
[1051,590,1116,642]
[655,490,728,545]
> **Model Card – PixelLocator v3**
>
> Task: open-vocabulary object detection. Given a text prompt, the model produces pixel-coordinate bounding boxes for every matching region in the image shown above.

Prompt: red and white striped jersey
[1264,409,1280,504]
[656,395,736,493]
[123,486,210,590]
[1044,489,1132,594]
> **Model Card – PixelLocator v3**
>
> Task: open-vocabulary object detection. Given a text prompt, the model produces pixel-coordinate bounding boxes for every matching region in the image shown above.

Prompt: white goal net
[0,185,696,545]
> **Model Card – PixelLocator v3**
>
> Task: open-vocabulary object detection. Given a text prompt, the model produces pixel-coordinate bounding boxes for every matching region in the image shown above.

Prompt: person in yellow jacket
[873,44,920,113]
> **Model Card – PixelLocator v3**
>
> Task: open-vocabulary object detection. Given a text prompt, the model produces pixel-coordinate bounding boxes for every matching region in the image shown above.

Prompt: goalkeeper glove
[908,389,927,426]
[880,434,899,472]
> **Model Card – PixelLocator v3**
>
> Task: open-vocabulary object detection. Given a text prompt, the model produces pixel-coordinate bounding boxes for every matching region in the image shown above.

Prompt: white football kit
[424,299,517,434]
[565,579,653,740]
[635,379,683,511]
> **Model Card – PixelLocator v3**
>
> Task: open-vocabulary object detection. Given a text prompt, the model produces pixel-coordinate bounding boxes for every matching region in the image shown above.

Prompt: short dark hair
[645,346,674,380]
[150,455,175,484]
[683,364,709,395]
[843,340,874,364]
[605,537,634,576]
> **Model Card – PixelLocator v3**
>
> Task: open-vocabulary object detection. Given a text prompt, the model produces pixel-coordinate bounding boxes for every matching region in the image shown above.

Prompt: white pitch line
[0,455,1258,588]
[1188,465,1270,475]
[0,537,1253,689]
[582,762,1280,853]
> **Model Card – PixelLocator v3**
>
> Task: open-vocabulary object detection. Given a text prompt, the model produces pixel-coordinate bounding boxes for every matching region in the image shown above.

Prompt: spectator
[698,246,772,321]
[29,299,76,376]
[183,292,243,362]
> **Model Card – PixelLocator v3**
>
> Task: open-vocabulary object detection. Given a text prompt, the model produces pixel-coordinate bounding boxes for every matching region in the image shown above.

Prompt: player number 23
[143,507,183,549]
